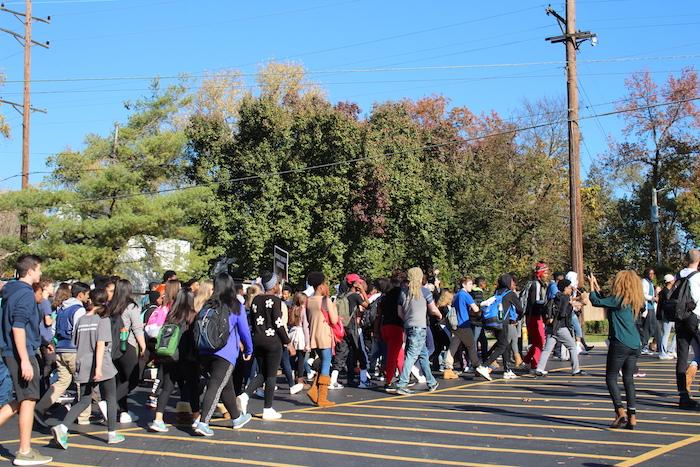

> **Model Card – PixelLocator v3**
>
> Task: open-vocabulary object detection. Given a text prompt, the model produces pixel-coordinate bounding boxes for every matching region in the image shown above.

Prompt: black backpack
[193,306,231,353]
[110,313,126,360]
[543,298,559,325]
[662,271,699,323]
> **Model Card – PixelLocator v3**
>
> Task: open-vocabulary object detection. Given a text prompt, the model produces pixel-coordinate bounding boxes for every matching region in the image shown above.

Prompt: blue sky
[1,0,699,190]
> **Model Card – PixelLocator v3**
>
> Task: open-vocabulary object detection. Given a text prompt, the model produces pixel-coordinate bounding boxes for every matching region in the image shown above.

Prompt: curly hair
[611,270,645,317]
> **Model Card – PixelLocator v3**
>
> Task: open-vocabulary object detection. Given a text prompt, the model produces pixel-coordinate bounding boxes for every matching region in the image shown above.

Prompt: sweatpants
[536,327,580,374]
[245,344,283,408]
[200,355,240,423]
[523,315,545,369]
[62,377,117,432]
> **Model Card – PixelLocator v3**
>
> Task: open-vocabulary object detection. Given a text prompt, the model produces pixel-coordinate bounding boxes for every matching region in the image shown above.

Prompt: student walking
[51,289,125,448]
[588,270,644,429]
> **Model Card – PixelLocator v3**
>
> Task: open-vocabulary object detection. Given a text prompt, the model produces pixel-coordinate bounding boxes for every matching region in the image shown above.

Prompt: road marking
[452,388,676,398]
[545,413,700,427]
[615,435,700,466]
[0,458,94,467]
[0,426,144,447]
[121,432,511,467]
[274,416,661,447]
[67,443,297,466]
[304,410,691,436]
[422,393,679,407]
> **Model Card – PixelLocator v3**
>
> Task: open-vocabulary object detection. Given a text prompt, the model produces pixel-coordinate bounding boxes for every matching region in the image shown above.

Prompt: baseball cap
[663,274,675,284]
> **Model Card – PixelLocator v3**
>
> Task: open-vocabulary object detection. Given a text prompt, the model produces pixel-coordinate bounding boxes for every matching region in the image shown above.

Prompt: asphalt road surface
[0,351,698,466]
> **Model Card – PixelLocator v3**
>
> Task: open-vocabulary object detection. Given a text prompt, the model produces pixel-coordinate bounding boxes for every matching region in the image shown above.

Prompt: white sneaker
[476,365,493,381]
[98,400,108,421]
[289,383,304,395]
[329,382,344,390]
[659,354,674,360]
[307,371,316,380]
[262,408,282,420]
[119,411,138,424]
[236,393,249,415]
[503,370,518,380]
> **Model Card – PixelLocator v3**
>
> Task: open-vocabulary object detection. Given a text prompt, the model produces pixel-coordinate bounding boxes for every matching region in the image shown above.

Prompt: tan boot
[316,375,335,408]
[306,374,320,405]
[443,369,458,380]
[687,364,698,392]
[514,353,523,368]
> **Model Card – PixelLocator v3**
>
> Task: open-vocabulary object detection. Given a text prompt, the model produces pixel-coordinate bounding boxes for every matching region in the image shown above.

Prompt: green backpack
[156,323,182,360]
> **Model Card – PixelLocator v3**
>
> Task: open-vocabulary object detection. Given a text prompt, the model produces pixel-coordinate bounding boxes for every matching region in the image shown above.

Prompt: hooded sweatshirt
[0,280,42,358]
[679,267,700,318]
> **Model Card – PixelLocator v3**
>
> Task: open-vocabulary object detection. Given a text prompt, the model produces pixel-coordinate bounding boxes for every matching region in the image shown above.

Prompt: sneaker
[191,417,200,429]
[584,344,595,352]
[120,411,139,424]
[442,369,459,380]
[633,371,646,378]
[289,383,304,395]
[641,347,653,356]
[659,354,674,360]
[503,370,518,380]
[194,422,214,437]
[146,397,158,409]
[236,393,249,415]
[98,400,108,421]
[107,433,125,445]
[396,386,415,395]
[384,384,398,393]
[476,365,493,381]
[232,413,252,429]
[417,375,427,384]
[358,380,376,389]
[428,382,439,392]
[572,370,588,376]
[13,448,53,466]
[534,370,548,377]
[329,382,344,390]
[77,419,91,426]
[148,420,169,433]
[57,393,74,405]
[262,408,282,420]
[679,397,700,410]
[51,425,68,450]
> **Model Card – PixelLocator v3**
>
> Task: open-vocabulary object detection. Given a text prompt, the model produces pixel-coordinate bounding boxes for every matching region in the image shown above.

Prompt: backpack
[156,323,182,360]
[543,298,559,325]
[519,281,532,312]
[445,305,458,331]
[662,271,699,323]
[193,306,231,354]
[110,313,126,360]
[55,303,83,343]
[361,298,379,331]
[144,305,169,338]
[335,293,351,322]
[481,290,510,329]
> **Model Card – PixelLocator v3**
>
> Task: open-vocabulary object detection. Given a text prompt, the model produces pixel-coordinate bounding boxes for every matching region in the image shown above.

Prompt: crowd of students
[0,250,698,465]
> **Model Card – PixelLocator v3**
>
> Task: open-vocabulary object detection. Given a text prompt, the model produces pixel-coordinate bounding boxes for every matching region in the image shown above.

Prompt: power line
[26,95,698,206]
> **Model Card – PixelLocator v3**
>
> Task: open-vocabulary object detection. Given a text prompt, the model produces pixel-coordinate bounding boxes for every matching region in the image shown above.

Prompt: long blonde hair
[245,284,261,310]
[407,267,424,300]
[611,270,645,317]
[193,280,213,311]
[437,289,453,308]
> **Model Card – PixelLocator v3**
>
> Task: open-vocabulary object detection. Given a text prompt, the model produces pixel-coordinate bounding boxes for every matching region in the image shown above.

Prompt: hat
[557,279,572,292]
[664,274,675,284]
[565,271,578,289]
[345,273,361,285]
[307,271,325,288]
[260,271,278,292]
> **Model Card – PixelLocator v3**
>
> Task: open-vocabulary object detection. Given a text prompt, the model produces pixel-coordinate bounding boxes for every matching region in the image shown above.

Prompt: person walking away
[522,263,549,371]
[534,279,586,377]
[34,282,92,426]
[391,267,441,395]
[379,273,406,392]
[304,272,338,407]
[657,274,677,360]
[287,293,310,394]
[640,268,662,355]
[0,255,54,465]
[470,277,489,361]
[237,272,290,420]
[443,277,483,380]
[107,279,147,424]
[588,270,644,429]
[51,289,124,449]
[191,273,253,436]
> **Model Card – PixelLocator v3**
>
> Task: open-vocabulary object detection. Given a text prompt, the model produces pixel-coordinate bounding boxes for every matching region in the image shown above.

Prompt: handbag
[321,297,345,342]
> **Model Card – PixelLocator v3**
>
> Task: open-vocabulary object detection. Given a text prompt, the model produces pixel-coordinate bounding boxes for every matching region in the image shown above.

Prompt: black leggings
[606,339,639,414]
[294,350,307,381]
[485,326,510,371]
[114,344,140,413]
[201,355,239,423]
[155,360,201,415]
[63,377,117,431]
[675,316,700,399]
[245,345,283,408]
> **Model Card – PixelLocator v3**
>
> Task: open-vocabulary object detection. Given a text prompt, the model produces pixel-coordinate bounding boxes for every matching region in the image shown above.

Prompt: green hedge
[583,320,609,335]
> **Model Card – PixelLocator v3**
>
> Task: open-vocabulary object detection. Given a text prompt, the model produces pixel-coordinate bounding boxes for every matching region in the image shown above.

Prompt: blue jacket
[54,298,86,353]
[0,280,42,358]
[212,303,253,366]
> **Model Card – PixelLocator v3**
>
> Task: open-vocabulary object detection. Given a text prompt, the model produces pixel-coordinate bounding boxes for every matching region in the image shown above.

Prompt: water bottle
[120,327,128,352]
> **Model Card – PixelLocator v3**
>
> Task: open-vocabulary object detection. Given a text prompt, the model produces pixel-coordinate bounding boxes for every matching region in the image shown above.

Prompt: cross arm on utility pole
[0,3,50,23]
[0,97,48,114]
[0,26,49,48]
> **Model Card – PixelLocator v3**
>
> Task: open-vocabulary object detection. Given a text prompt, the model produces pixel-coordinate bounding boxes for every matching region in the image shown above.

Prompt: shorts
[4,354,40,402]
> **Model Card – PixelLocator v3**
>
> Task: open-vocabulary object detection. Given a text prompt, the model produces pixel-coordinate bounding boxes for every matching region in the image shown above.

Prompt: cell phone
[585,267,592,277]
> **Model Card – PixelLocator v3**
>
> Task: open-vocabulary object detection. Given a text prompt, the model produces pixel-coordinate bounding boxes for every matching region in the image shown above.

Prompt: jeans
[396,327,436,388]
[606,339,639,414]
[659,320,676,357]
[572,314,583,339]
[444,327,480,370]
[537,327,580,374]
[317,347,332,376]
[472,324,489,360]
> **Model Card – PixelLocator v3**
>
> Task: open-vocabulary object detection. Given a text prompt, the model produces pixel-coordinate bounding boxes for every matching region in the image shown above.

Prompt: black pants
[245,344,283,408]
[114,344,140,413]
[345,326,368,384]
[332,338,350,373]
[38,345,56,396]
[232,354,253,395]
[640,311,662,349]
[63,377,117,431]
[155,359,201,414]
[485,326,510,371]
[675,315,700,399]
[293,350,307,381]
[200,355,239,423]
[606,339,639,414]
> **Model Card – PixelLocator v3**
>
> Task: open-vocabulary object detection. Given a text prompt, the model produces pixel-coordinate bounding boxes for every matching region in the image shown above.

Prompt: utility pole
[545,1,596,280]
[0,1,50,242]
[651,187,662,266]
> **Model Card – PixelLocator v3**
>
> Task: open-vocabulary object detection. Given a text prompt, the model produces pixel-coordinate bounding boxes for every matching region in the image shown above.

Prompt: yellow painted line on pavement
[123,432,511,467]
[0,425,144,447]
[615,435,700,466]
[275,416,662,447]
[0,458,95,467]
[452,388,676,398]
[68,443,297,467]
[307,409,690,436]
[423,393,679,408]
[546,414,700,427]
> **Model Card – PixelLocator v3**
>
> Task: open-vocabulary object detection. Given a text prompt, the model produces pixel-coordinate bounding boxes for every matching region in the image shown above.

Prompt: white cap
[663,274,675,284]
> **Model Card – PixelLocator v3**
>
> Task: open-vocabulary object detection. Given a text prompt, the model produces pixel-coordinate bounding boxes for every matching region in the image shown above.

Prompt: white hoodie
[679,268,700,318]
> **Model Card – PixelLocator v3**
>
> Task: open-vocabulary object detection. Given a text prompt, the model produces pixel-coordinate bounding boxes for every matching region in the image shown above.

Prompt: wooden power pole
[545,0,596,279]
[0,1,50,242]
